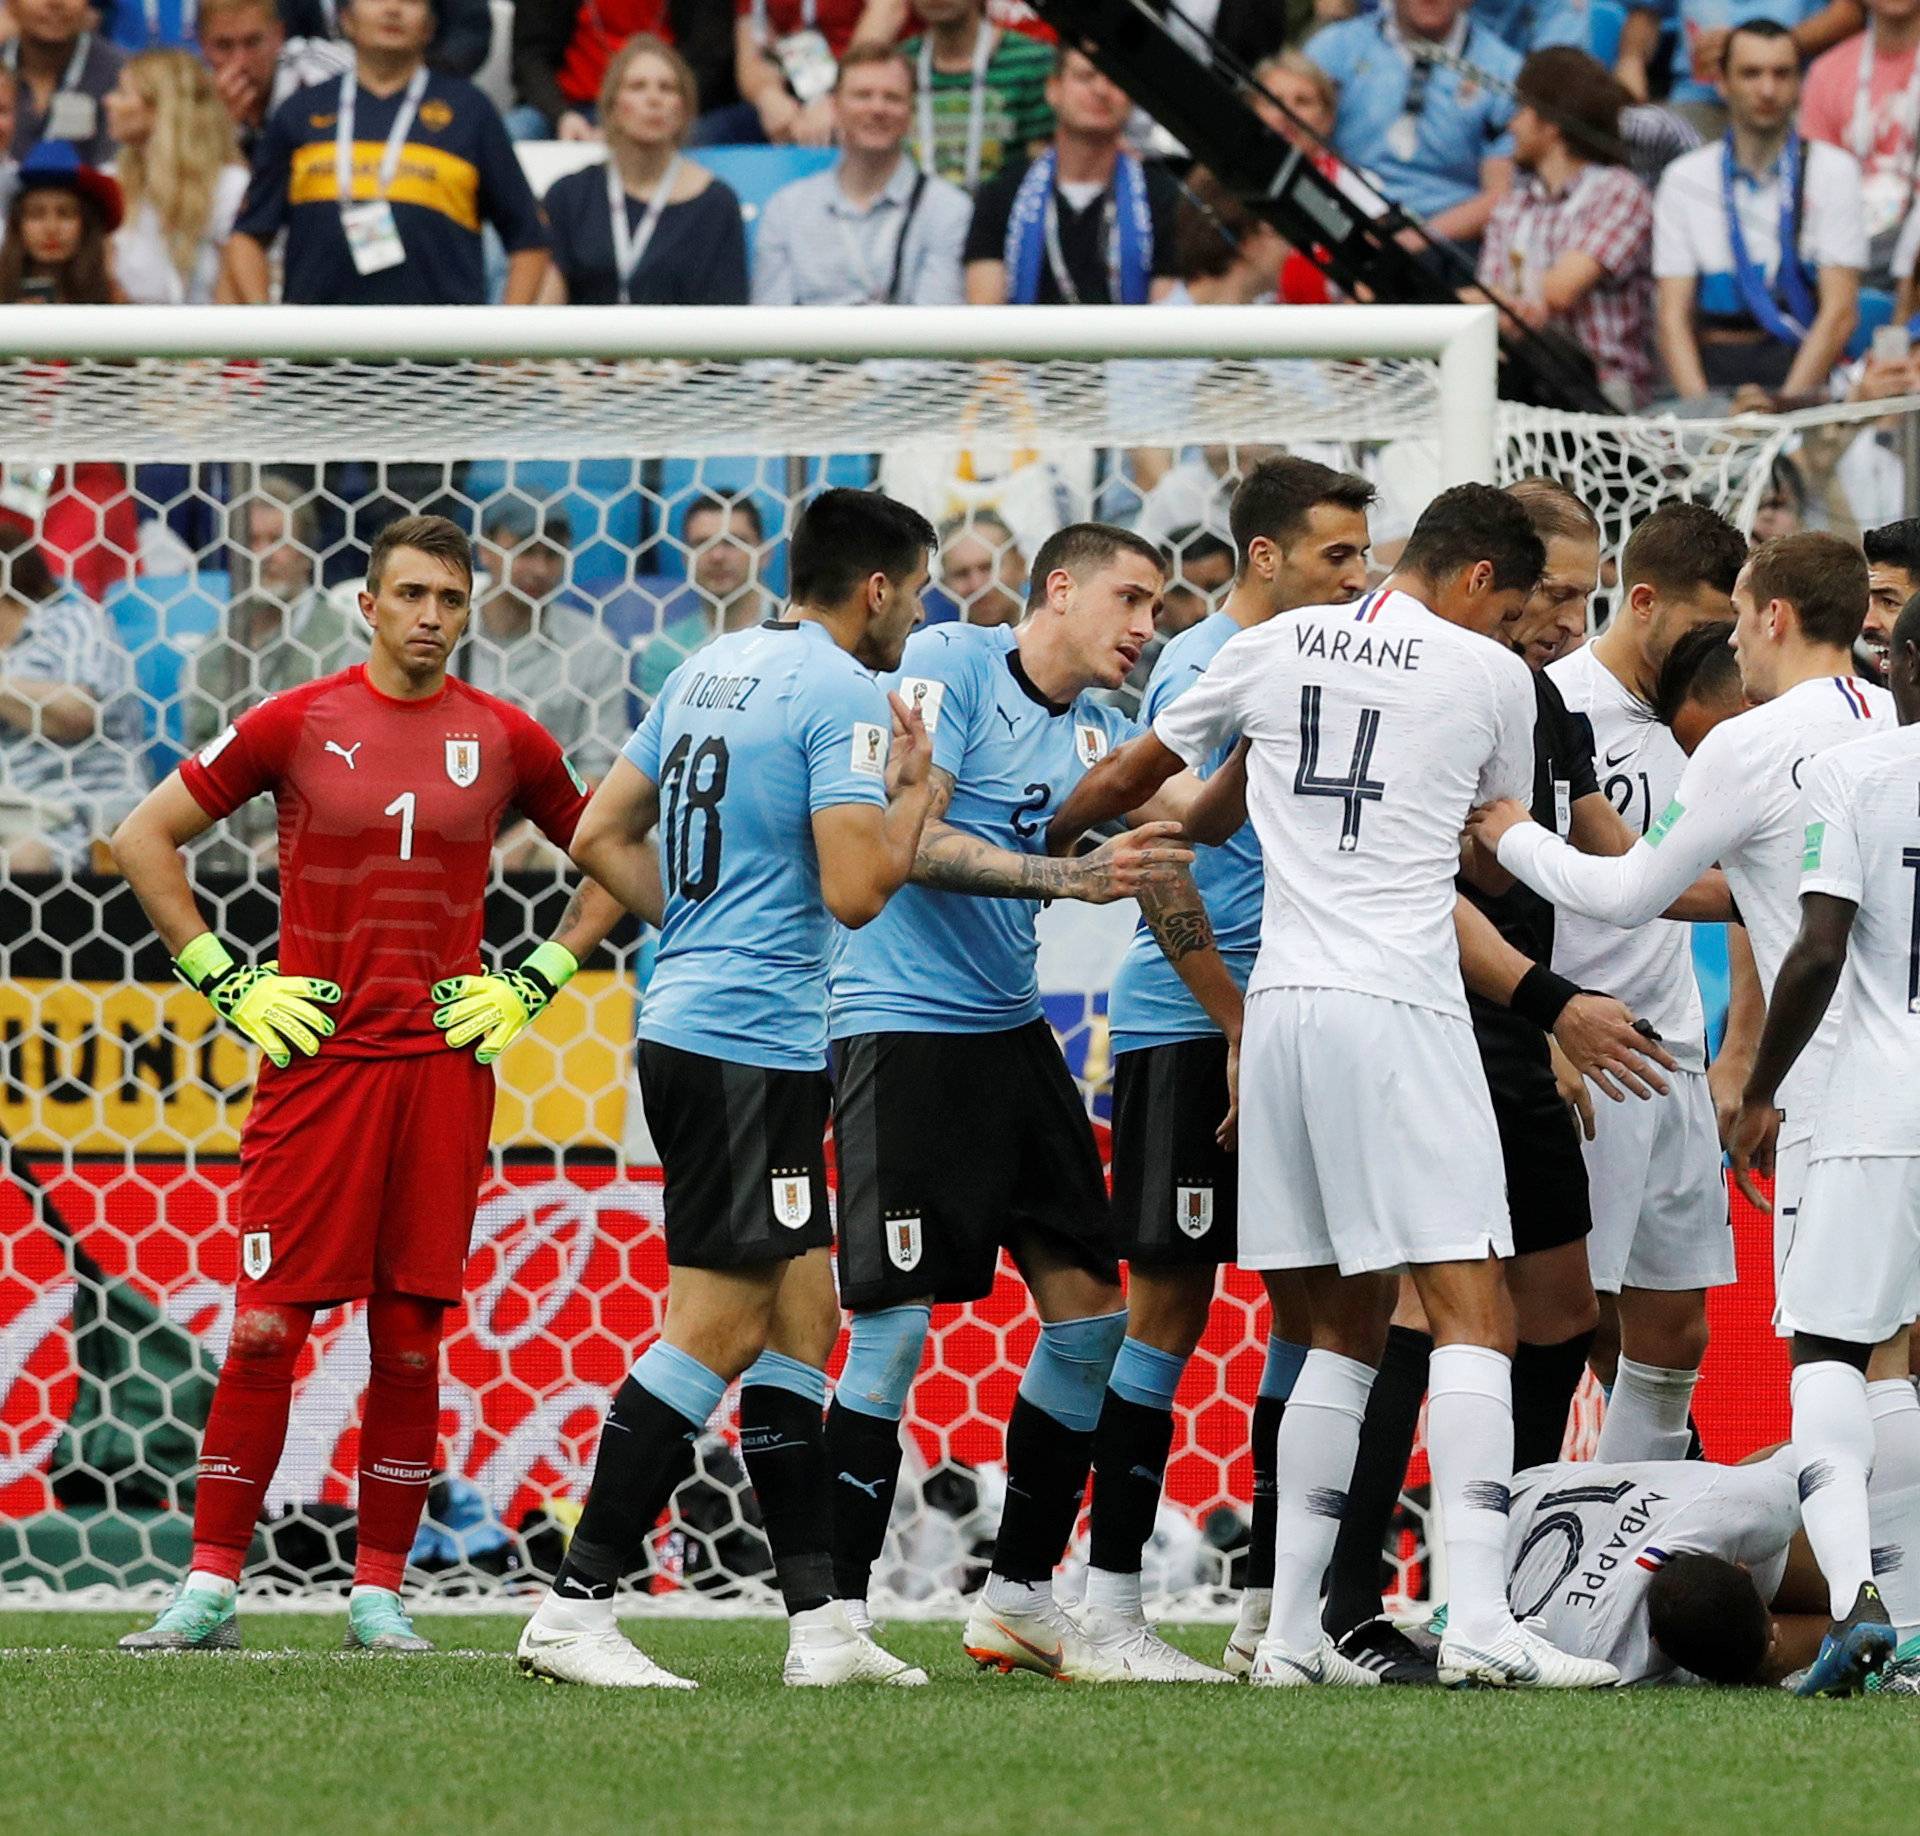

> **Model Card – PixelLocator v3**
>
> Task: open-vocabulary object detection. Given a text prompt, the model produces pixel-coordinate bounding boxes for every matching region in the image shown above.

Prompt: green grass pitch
[0,1611,1908,1836]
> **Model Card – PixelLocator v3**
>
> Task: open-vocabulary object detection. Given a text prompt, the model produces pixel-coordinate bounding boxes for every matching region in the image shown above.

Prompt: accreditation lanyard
[3,31,91,91]
[607,154,681,303]
[1043,181,1122,307]
[1722,131,1816,341]
[336,64,429,205]
[916,21,996,190]
[142,0,195,40]
[752,0,818,36]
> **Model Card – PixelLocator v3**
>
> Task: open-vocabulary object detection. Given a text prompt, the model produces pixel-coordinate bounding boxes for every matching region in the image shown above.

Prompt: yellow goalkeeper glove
[431,941,579,1066]
[174,933,341,1069]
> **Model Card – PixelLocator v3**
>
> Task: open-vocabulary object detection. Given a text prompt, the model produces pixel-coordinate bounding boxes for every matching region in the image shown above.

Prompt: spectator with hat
[0,139,125,301]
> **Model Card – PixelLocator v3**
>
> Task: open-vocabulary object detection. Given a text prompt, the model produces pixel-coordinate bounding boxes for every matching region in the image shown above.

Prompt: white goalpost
[0,302,1890,1614]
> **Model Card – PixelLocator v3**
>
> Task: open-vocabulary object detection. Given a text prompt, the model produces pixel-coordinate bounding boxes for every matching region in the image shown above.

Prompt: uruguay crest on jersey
[1075,723,1108,768]
[1175,1185,1213,1239]
[885,1214,922,1271]
[771,1172,812,1229]
[445,735,481,786]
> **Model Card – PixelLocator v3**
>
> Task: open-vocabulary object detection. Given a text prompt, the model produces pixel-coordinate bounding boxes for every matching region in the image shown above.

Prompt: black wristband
[1511,963,1581,1032]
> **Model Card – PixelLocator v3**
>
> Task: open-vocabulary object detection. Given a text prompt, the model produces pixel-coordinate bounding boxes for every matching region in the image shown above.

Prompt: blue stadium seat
[1584,0,1626,69]
[104,572,228,780]
[1849,287,1896,361]
[694,145,836,261]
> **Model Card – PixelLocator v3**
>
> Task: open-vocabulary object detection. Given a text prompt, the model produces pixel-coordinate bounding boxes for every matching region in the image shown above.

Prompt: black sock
[1511,1329,1597,1472]
[1245,1393,1286,1592]
[553,1375,700,1601]
[1686,1412,1705,1460]
[738,1382,835,1615]
[825,1398,904,1602]
[1322,1325,1431,1641]
[1088,1390,1175,1575]
[992,1396,1094,1584]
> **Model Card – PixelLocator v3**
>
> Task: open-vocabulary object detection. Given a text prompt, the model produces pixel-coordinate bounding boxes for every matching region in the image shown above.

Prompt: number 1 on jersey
[385,791,415,861]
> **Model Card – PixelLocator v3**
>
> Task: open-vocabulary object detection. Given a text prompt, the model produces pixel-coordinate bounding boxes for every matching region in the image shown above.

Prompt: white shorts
[1237,987,1513,1275]
[1775,1153,1920,1344]
[1771,1131,1813,1308]
[1581,1068,1733,1294]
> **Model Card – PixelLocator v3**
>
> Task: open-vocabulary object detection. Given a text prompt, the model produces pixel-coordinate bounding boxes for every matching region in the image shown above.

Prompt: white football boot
[1250,1632,1383,1688]
[516,1607,697,1690]
[1438,1619,1620,1690]
[783,1601,928,1686]
[963,1590,1122,1682]
[1222,1588,1271,1679]
[1074,1603,1235,1683]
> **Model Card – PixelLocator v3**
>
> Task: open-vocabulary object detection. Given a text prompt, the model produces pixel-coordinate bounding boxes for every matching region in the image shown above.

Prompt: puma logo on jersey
[993,706,1019,741]
[325,740,363,770]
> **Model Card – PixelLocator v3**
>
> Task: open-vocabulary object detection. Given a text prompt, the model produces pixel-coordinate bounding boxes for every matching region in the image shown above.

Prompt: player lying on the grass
[1728,590,1920,1697]
[110,515,626,1655]
[516,488,941,1692]
[822,522,1204,1684]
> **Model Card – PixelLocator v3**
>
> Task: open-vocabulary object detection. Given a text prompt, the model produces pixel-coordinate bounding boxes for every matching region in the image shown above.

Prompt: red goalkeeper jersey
[180,665,590,1056]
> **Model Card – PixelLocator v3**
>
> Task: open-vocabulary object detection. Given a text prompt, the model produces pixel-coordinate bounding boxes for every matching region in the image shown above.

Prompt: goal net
[0,306,1883,1612]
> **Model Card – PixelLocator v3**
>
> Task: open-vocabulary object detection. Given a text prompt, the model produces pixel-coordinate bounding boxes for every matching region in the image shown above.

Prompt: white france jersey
[1152,586,1535,1022]
[1546,644,1705,1068]
[1505,1454,1800,1687]
[1498,673,1893,1136]
[1799,725,1920,1157]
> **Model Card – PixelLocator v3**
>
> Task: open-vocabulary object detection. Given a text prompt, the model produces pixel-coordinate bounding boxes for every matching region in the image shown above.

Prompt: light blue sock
[632,1341,729,1430]
[1108,1336,1186,1413]
[739,1348,828,1406]
[834,1306,931,1423]
[1260,1335,1309,1405]
[1018,1310,1129,1434]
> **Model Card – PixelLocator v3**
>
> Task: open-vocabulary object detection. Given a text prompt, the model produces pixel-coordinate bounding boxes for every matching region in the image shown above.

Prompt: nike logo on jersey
[1603,745,1634,768]
[325,740,363,769]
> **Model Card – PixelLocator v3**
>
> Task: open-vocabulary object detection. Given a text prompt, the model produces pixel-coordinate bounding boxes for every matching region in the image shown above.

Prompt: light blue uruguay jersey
[1107,612,1261,1056]
[625,619,891,1071]
[830,622,1136,1037]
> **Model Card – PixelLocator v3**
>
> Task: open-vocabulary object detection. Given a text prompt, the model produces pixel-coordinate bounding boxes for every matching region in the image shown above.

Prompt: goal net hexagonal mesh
[0,310,1878,1611]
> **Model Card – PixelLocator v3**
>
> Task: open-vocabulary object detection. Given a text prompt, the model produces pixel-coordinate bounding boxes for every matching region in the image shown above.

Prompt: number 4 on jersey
[1296,686,1386,851]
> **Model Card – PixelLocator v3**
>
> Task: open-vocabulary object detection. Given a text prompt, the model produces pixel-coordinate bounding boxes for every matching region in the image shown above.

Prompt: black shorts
[637,1040,833,1270]
[1109,1037,1238,1268]
[830,1019,1117,1309]
[1475,1008,1592,1258]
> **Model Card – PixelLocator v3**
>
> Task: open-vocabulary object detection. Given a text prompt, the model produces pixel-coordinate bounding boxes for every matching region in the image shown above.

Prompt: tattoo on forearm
[913,825,1081,899]
[1139,876,1216,962]
[553,883,588,940]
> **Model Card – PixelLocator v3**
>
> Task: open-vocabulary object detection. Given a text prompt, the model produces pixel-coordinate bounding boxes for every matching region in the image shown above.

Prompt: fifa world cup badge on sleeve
[242,1230,272,1279]
[1075,724,1108,768]
[1175,1186,1214,1240]
[900,677,944,732]
[445,736,481,787]
[772,1172,813,1229]
[886,1214,923,1272]
[850,722,888,778]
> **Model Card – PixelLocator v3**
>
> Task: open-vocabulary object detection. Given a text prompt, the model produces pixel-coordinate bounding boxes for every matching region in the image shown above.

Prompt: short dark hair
[789,488,935,607]
[367,513,473,592]
[1864,518,1920,577]
[0,520,59,605]
[684,491,764,544]
[1515,47,1628,165]
[1622,501,1747,598]
[1026,522,1166,612]
[1228,456,1376,571]
[1400,483,1545,594]
[1507,475,1601,544]
[1646,1553,1773,1686]
[1745,531,1869,649]
[1650,619,1740,727]
[1725,15,1802,67]
[1166,527,1236,576]
[1173,168,1265,284]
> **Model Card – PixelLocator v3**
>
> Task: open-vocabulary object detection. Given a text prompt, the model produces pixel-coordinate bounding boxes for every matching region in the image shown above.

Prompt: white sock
[1595,1357,1698,1463]
[1265,1349,1374,1654]
[185,1570,237,1602]
[1868,1378,1920,1640]
[1083,1565,1144,1621]
[981,1574,1052,1617]
[1232,1586,1272,1641]
[789,1600,852,1639]
[532,1588,614,1633]
[1791,1361,1876,1619]
[842,1597,873,1635]
[1428,1343,1517,1649]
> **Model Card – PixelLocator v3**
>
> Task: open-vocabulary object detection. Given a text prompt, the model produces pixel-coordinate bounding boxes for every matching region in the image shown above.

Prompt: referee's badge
[242,1231,273,1279]
[1074,724,1107,768]
[771,1173,813,1230]
[900,677,944,733]
[445,736,481,786]
[886,1215,923,1272]
[1175,1186,1214,1240]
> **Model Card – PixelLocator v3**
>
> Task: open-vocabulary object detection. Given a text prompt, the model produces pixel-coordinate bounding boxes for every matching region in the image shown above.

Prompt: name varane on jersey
[830,622,1136,1037]
[179,664,589,1054]
[1800,724,1920,1156]
[1498,672,1893,1132]
[1151,587,1536,1022]
[1108,611,1261,1055]
[627,620,891,1070]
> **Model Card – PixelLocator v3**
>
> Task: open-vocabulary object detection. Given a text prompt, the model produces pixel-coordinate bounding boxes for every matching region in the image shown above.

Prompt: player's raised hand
[174,933,340,1069]
[1070,821,1195,904]
[1726,1095,1779,1213]
[1465,798,1535,853]
[1550,992,1676,1102]
[886,692,931,795]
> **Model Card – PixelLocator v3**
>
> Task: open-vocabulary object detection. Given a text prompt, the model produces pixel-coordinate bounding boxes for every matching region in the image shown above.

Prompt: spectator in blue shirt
[223,0,547,304]
[1614,0,1861,136]
[1307,0,1520,245]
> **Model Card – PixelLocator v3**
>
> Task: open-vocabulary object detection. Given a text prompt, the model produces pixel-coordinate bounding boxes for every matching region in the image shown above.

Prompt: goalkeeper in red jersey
[111,515,629,1655]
